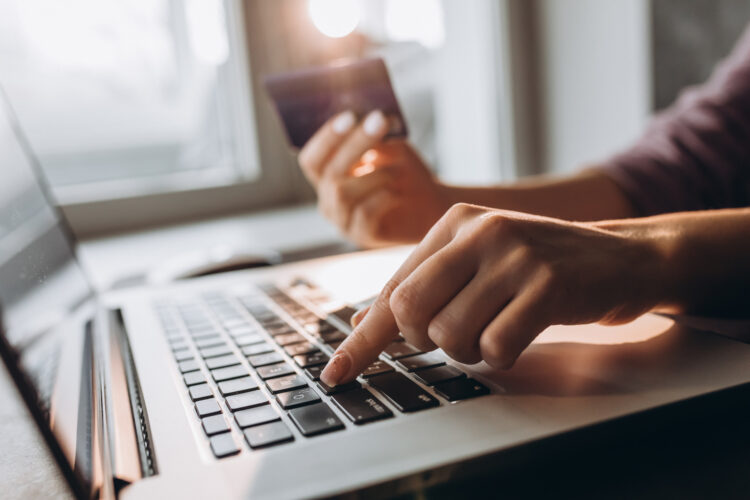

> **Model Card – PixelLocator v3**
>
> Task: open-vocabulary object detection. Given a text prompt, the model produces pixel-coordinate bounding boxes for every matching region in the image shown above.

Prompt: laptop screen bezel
[0,87,96,499]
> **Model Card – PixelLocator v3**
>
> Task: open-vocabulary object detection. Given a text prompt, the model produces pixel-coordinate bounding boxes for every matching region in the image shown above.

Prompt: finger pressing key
[320,213,456,386]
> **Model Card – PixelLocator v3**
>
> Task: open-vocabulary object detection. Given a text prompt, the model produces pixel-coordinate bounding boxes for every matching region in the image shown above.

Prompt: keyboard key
[332,389,393,425]
[248,352,284,368]
[395,353,446,372]
[327,341,343,350]
[244,421,294,449]
[195,398,222,417]
[241,343,274,356]
[433,378,490,401]
[294,312,318,323]
[274,332,307,346]
[202,414,230,436]
[304,320,335,335]
[178,360,200,373]
[209,433,240,458]
[174,350,194,362]
[194,337,225,349]
[212,365,250,382]
[257,316,283,327]
[361,360,395,378]
[259,316,284,325]
[276,387,321,409]
[191,330,222,341]
[184,371,207,386]
[304,366,324,381]
[169,340,189,351]
[382,343,423,360]
[256,313,280,325]
[221,318,247,328]
[234,405,280,428]
[256,362,296,380]
[225,391,267,412]
[316,380,361,396]
[368,373,439,413]
[233,333,266,346]
[266,374,308,394]
[199,344,233,359]
[266,325,296,337]
[227,326,259,337]
[284,342,319,357]
[187,324,215,335]
[189,384,213,401]
[412,365,466,386]
[320,330,347,344]
[164,329,182,339]
[293,351,330,368]
[218,376,259,396]
[330,306,357,325]
[288,403,344,436]
[205,354,241,370]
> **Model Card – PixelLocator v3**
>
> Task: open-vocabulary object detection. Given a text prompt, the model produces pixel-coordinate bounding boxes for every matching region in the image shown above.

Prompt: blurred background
[0,0,748,237]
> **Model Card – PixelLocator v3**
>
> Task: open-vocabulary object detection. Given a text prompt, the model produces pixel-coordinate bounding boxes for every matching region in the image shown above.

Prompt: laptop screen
[0,92,96,493]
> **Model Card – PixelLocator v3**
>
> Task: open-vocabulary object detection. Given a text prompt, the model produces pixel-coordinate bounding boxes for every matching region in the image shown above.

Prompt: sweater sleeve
[599,25,750,216]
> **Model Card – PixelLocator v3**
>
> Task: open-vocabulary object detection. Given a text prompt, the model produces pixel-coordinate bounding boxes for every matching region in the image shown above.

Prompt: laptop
[3,89,750,500]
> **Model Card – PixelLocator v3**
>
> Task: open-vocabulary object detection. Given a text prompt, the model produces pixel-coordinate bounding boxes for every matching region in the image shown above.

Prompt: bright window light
[308,0,362,38]
[186,0,230,66]
[384,0,445,49]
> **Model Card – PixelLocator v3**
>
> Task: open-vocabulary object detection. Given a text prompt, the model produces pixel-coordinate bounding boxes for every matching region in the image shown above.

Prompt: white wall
[433,0,512,184]
[537,0,652,173]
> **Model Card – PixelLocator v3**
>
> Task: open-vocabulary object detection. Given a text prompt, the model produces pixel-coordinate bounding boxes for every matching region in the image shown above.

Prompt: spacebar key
[368,372,439,413]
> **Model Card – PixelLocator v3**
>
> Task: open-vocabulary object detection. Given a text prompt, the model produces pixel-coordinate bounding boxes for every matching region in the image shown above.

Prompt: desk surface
[0,361,72,499]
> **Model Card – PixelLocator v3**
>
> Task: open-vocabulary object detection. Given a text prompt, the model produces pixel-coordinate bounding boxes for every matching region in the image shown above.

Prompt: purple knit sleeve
[599,25,750,216]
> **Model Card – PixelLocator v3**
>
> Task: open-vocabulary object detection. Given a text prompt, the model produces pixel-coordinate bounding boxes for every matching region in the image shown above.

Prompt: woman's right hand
[297,110,452,248]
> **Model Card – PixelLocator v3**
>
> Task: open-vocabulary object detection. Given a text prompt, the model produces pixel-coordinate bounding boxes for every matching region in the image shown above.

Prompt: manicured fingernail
[332,111,356,134]
[320,352,351,387]
[363,110,386,136]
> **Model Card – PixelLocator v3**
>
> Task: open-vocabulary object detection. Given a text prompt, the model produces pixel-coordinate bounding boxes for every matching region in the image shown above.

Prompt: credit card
[264,57,408,149]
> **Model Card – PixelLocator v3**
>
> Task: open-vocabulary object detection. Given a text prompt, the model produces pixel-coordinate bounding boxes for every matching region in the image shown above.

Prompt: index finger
[320,216,455,386]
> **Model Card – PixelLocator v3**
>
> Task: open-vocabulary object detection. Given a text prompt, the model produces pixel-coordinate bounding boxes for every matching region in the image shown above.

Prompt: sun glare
[308,0,361,38]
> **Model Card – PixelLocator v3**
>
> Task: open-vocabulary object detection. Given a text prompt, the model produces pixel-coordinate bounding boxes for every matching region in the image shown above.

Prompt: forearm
[599,208,750,317]
[441,169,637,221]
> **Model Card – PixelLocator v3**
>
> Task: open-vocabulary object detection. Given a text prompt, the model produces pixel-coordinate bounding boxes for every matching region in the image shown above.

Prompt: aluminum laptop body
[3,91,750,500]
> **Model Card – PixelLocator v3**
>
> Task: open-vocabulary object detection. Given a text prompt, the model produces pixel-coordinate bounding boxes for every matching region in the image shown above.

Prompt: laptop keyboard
[154,284,490,459]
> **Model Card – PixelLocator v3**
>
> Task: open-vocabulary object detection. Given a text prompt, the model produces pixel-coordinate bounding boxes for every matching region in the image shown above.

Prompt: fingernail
[363,110,386,137]
[320,352,351,387]
[332,111,356,134]
[351,308,367,327]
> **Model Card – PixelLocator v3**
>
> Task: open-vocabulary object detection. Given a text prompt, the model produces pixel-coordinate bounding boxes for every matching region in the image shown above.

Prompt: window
[0,0,259,203]
[301,0,518,184]
[0,0,521,236]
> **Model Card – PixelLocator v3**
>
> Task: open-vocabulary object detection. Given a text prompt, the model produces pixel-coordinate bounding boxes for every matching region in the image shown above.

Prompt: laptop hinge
[99,309,158,492]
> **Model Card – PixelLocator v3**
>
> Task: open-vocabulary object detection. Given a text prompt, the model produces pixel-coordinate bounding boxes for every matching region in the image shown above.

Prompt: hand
[320,203,666,386]
[298,110,451,247]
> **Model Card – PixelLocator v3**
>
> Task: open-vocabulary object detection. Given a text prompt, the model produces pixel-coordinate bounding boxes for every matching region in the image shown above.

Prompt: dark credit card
[264,57,408,149]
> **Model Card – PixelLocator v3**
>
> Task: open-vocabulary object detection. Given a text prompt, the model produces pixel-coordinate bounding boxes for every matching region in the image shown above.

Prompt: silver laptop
[3,90,750,500]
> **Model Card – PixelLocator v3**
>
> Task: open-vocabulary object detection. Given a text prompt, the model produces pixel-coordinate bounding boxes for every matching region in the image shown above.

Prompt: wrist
[437,183,509,210]
[594,219,682,314]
